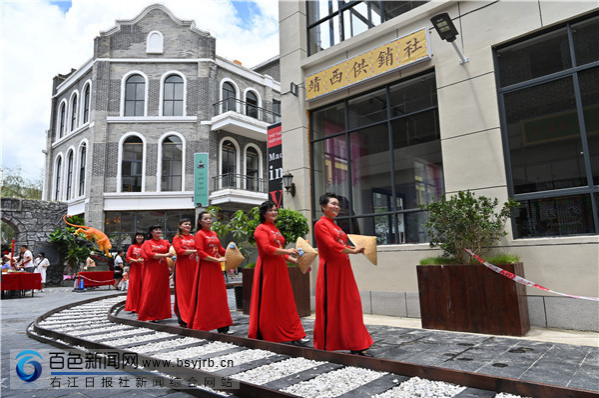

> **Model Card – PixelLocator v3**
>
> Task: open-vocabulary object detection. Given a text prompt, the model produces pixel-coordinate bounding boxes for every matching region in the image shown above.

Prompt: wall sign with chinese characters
[305,28,430,101]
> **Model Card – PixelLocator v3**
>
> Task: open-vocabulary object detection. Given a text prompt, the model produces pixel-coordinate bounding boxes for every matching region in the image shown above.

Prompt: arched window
[122,136,143,192]
[66,151,74,199]
[246,146,260,191]
[59,103,66,138]
[70,94,78,131]
[222,82,236,112]
[161,135,183,191]
[83,84,91,124]
[246,91,258,119]
[55,157,62,201]
[221,140,237,188]
[163,75,184,116]
[124,75,145,116]
[79,144,87,196]
[147,31,164,54]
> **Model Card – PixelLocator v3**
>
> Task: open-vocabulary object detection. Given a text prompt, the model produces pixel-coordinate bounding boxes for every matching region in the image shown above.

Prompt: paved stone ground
[3,283,599,397]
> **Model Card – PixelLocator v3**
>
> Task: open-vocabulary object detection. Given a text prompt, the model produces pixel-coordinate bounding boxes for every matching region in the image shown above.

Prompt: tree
[422,190,519,264]
[1,166,44,246]
[48,215,92,274]
[0,166,43,200]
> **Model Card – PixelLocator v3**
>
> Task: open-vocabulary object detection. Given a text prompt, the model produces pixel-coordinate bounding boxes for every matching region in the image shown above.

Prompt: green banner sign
[194,153,209,207]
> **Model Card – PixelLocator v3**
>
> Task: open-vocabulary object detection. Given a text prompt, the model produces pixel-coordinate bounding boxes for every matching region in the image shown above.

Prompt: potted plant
[207,206,311,317]
[417,190,530,336]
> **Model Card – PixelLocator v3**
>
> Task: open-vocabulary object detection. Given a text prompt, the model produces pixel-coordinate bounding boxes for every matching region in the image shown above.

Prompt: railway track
[27,293,597,398]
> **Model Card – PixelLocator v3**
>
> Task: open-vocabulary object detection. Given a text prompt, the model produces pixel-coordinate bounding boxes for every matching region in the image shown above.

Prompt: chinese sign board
[194,153,209,207]
[305,28,430,101]
[267,123,284,208]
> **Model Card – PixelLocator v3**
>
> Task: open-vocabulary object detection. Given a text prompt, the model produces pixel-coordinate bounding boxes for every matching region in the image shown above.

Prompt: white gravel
[153,341,237,361]
[494,393,531,398]
[233,357,326,385]
[373,376,466,398]
[111,331,176,346]
[128,336,206,353]
[282,366,386,397]
[199,349,275,372]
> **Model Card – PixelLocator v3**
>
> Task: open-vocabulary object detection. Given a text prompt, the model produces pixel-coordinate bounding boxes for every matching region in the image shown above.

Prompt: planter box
[416,263,530,336]
[242,267,310,317]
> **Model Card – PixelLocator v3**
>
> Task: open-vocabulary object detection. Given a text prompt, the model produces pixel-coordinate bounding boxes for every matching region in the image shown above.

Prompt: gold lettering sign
[306,28,430,101]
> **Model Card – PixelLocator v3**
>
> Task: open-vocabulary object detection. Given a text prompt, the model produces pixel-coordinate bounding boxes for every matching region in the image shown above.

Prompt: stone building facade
[279,1,598,331]
[43,4,280,247]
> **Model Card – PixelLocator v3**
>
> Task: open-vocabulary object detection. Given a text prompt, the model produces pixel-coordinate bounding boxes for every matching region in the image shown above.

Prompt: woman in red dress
[137,225,173,322]
[248,201,307,345]
[124,232,145,312]
[314,193,374,356]
[172,218,198,327]
[187,212,232,333]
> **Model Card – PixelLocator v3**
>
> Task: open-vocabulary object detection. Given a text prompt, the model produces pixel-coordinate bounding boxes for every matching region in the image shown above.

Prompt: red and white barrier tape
[78,274,115,284]
[464,249,599,302]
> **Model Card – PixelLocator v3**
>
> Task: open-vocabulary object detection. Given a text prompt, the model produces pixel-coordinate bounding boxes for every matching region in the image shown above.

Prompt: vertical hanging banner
[194,153,209,207]
[267,123,283,208]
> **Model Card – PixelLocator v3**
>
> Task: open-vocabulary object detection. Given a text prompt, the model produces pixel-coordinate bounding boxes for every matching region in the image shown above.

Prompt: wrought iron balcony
[213,98,280,124]
[212,173,267,193]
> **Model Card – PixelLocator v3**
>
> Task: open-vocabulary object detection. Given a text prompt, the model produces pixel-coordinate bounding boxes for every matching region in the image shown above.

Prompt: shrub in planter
[422,190,519,264]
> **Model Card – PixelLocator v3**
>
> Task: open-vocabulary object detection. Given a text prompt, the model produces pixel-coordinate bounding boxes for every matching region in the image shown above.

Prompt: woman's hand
[215,256,227,263]
[286,248,299,256]
[287,256,298,264]
[344,246,365,255]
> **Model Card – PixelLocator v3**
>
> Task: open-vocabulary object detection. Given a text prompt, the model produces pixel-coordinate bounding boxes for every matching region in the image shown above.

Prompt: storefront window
[496,13,599,237]
[310,71,443,245]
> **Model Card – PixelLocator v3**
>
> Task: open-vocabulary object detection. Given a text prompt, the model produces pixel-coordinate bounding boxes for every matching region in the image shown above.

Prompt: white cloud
[1,0,279,181]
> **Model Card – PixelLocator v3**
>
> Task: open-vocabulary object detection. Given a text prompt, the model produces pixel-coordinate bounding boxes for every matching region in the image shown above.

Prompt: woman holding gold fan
[314,193,374,356]
[248,200,308,345]
[187,212,233,333]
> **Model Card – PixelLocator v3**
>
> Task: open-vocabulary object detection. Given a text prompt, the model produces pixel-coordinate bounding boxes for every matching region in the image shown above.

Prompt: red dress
[137,238,172,322]
[172,234,197,325]
[248,222,305,342]
[124,243,144,312]
[187,229,232,331]
[314,216,373,351]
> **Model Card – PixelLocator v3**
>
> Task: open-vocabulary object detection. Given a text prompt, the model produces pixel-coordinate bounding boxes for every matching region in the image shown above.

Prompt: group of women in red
[123,213,232,333]
[123,194,373,356]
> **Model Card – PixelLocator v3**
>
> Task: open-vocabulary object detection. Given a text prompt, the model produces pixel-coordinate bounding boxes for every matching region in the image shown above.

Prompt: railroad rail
[27,294,597,398]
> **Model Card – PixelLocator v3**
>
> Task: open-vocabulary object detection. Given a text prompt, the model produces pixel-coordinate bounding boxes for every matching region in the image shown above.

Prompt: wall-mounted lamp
[290,82,299,97]
[430,13,469,65]
[282,171,296,197]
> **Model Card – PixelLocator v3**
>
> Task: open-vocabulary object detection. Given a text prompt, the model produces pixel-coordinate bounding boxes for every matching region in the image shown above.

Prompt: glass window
[55,157,62,201]
[161,135,183,191]
[122,136,143,192]
[307,1,429,56]
[497,13,599,237]
[79,144,86,196]
[246,91,258,119]
[222,82,236,112]
[311,71,442,245]
[59,103,66,138]
[221,140,237,188]
[66,151,74,200]
[124,75,145,116]
[83,85,90,124]
[163,75,184,116]
[497,28,571,88]
[572,15,599,67]
[70,94,78,131]
[246,146,259,191]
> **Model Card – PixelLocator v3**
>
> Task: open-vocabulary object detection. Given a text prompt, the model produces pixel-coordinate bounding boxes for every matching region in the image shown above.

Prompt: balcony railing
[213,98,280,124]
[213,173,267,193]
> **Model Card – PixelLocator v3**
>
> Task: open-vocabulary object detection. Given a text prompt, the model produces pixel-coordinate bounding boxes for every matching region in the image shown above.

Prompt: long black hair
[259,200,277,224]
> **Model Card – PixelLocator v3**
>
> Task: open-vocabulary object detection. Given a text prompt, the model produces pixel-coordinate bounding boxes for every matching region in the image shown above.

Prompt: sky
[0,0,280,182]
